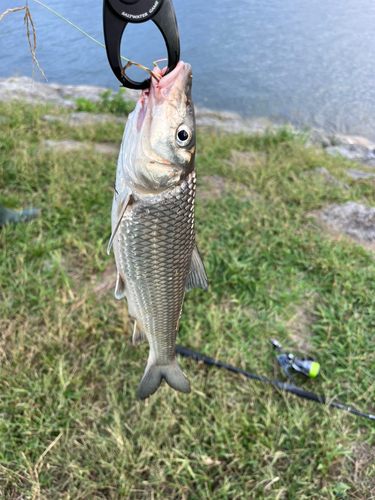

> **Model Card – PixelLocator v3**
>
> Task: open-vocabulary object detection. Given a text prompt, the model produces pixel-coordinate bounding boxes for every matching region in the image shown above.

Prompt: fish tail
[137,358,191,400]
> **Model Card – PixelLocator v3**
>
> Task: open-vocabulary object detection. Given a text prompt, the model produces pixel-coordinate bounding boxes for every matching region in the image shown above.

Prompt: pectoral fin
[107,192,131,255]
[132,321,148,346]
[185,246,209,292]
[114,272,126,300]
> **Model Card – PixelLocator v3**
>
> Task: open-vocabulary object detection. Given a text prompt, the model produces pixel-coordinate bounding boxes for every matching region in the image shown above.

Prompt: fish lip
[152,61,186,90]
[151,61,192,97]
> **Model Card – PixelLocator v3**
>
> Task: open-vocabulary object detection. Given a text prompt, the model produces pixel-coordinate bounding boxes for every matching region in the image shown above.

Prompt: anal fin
[185,246,209,292]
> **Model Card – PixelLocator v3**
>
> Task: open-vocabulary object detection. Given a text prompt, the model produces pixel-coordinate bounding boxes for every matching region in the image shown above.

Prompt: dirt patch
[287,303,315,353]
[67,261,121,313]
[42,113,127,127]
[91,262,117,301]
[197,175,258,202]
[43,140,119,156]
[0,319,15,361]
[229,149,267,168]
[345,442,375,494]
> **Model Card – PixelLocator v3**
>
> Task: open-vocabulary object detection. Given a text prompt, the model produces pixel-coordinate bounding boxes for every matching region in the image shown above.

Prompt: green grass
[0,101,374,499]
[74,89,136,116]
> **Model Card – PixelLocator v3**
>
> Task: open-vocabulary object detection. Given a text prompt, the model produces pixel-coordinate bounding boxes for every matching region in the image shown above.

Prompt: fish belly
[116,171,196,365]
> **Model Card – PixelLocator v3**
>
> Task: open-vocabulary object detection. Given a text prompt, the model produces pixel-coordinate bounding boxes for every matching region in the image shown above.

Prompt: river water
[1,0,375,139]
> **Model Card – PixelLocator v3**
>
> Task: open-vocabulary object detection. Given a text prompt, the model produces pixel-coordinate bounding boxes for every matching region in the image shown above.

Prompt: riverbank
[2,76,375,167]
[1,85,374,498]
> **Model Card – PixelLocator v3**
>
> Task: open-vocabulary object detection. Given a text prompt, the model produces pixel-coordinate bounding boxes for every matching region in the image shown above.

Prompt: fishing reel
[270,339,320,384]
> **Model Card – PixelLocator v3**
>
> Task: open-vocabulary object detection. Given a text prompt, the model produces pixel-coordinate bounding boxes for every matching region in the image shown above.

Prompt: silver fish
[108,62,208,399]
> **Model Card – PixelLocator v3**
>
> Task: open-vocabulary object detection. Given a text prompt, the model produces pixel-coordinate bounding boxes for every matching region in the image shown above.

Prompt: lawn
[0,100,374,499]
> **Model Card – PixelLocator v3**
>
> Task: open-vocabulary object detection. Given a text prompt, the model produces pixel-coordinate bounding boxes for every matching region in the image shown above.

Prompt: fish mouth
[152,61,186,89]
[151,61,192,102]
[133,61,192,134]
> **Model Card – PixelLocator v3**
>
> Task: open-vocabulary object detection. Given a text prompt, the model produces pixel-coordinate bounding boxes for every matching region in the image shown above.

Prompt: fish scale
[117,171,196,365]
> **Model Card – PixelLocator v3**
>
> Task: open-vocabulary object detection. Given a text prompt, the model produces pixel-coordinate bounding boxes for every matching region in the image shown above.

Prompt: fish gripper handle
[103,0,180,89]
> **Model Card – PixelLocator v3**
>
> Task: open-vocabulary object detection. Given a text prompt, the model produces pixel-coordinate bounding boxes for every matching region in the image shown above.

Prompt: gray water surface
[1,0,375,138]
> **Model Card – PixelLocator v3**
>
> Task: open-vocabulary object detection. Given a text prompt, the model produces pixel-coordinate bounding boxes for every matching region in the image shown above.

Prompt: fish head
[149,62,196,173]
[123,62,196,194]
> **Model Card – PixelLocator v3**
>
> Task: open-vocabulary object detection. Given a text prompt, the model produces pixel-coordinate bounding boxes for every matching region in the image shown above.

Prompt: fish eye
[176,125,193,147]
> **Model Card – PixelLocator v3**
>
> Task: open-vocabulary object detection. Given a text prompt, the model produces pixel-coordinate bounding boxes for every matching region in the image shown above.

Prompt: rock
[42,140,119,155]
[0,77,139,109]
[309,129,333,148]
[42,112,127,127]
[321,202,375,243]
[50,83,140,104]
[346,169,375,180]
[195,108,277,135]
[325,139,375,166]
[306,167,348,189]
[335,134,375,150]
[309,131,375,165]
[326,145,368,161]
[0,77,76,109]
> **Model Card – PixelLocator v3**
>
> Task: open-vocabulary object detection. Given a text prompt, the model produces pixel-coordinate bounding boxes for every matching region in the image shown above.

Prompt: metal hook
[103,0,180,89]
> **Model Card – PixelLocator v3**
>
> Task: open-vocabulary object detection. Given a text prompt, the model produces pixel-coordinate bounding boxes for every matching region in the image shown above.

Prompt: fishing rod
[175,344,375,421]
